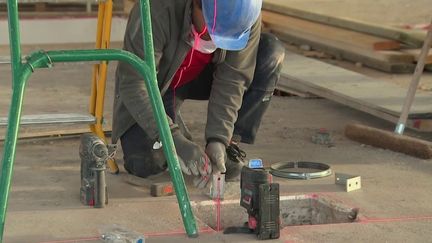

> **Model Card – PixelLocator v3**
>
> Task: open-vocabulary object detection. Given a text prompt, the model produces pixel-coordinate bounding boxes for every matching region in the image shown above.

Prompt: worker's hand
[172,129,212,177]
[193,175,211,189]
[205,141,227,173]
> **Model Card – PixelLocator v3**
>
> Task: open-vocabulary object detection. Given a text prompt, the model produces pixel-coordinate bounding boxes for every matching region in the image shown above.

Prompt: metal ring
[27,62,35,72]
[270,161,332,179]
[45,53,53,67]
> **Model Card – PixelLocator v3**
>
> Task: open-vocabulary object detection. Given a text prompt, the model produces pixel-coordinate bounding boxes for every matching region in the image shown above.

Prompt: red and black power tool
[224,161,280,240]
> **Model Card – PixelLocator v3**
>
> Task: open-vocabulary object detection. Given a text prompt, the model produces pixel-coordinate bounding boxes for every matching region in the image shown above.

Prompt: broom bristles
[345,123,432,159]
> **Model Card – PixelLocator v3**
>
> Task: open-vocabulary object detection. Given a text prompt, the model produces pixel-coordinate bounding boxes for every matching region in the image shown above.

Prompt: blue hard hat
[201,0,262,51]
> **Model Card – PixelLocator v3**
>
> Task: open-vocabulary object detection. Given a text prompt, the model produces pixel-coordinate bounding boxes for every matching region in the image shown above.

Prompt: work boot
[225,135,246,182]
[121,124,168,178]
[123,147,167,179]
[123,170,171,187]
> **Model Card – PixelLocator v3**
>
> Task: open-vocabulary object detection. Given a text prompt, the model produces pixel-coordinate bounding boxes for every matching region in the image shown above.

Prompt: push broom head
[345,123,432,159]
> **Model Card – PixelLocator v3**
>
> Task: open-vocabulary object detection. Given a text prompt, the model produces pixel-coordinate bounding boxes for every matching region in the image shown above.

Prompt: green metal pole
[6,0,21,70]
[2,0,196,239]
[139,0,198,237]
[0,72,30,241]
[0,73,29,241]
[0,48,198,240]
[0,0,25,239]
[140,0,156,74]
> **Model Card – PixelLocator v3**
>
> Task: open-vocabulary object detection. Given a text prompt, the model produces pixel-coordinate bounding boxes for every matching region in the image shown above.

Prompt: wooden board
[262,0,426,48]
[262,11,415,73]
[280,50,432,123]
[269,26,415,73]
[276,77,318,98]
[400,49,432,64]
[281,72,432,131]
[262,11,401,51]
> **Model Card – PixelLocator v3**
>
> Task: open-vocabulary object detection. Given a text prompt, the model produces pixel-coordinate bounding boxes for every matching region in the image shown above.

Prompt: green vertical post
[139,0,198,237]
[0,0,26,239]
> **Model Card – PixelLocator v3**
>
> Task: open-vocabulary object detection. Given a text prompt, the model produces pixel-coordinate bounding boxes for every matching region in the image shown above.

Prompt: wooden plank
[280,58,432,131]
[268,26,415,73]
[282,75,432,131]
[277,77,318,98]
[262,11,401,51]
[400,49,432,64]
[262,0,426,48]
[408,119,432,131]
[281,74,432,131]
[281,50,432,119]
[34,2,47,11]
[281,73,403,121]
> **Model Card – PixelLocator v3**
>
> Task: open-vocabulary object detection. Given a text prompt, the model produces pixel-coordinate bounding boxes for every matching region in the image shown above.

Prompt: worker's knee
[258,33,285,73]
[252,33,285,91]
[123,153,167,178]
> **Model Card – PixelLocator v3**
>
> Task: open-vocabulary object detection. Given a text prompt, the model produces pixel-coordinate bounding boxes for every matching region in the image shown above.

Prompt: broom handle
[395,19,432,135]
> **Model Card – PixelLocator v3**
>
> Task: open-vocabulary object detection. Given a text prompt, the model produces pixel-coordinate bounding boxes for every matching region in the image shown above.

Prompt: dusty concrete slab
[2,56,432,242]
[1,93,432,242]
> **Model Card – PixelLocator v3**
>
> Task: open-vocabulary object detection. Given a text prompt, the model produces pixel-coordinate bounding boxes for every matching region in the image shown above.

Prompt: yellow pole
[90,0,119,173]
[89,2,105,118]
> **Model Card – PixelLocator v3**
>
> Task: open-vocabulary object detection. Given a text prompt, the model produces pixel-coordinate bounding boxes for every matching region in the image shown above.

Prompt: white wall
[0,17,128,45]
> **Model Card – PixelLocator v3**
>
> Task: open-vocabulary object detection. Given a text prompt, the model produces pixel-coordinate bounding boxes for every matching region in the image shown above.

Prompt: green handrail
[0,0,198,241]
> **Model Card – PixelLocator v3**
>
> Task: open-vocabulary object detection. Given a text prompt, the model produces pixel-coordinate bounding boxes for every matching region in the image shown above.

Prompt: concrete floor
[1,63,432,242]
[1,1,432,242]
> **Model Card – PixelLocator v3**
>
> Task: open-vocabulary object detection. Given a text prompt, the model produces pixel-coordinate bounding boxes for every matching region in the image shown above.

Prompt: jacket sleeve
[205,16,262,145]
[117,4,175,140]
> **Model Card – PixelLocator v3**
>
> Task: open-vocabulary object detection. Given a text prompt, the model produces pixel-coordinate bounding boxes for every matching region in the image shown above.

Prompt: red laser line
[215,175,222,231]
[279,214,432,232]
[144,227,215,237]
[359,215,432,224]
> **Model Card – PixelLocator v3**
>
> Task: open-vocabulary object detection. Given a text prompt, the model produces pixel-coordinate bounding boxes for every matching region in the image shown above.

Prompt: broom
[345,18,432,159]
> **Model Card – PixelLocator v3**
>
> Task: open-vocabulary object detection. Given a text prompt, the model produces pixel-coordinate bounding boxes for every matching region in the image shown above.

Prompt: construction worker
[112,0,285,186]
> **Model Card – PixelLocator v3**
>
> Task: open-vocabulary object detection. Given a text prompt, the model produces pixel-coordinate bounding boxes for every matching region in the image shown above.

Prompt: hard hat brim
[209,29,250,51]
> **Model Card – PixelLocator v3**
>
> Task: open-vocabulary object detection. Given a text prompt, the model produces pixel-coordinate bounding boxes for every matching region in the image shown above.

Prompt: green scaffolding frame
[0,0,198,240]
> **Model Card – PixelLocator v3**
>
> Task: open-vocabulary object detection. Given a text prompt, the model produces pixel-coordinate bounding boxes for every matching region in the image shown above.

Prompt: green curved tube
[0,0,197,240]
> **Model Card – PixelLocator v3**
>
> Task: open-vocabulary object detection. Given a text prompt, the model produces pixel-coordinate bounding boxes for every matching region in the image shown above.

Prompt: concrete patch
[193,194,358,230]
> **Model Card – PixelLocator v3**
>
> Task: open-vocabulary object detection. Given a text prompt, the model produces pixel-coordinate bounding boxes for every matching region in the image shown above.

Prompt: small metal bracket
[25,50,54,70]
[335,173,361,192]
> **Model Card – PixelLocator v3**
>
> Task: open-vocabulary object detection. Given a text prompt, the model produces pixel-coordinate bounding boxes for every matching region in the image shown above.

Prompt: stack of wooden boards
[279,50,432,132]
[262,0,430,73]
[264,1,432,132]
